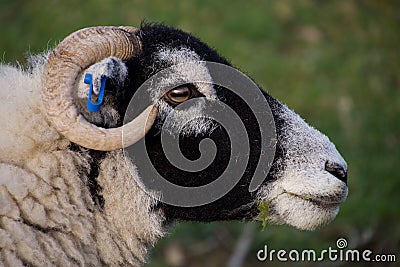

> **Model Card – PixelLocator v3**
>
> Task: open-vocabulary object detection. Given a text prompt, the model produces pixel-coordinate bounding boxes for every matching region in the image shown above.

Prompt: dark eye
[165,86,192,103]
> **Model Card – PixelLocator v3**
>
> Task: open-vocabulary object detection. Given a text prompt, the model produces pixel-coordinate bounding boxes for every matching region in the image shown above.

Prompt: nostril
[325,161,348,183]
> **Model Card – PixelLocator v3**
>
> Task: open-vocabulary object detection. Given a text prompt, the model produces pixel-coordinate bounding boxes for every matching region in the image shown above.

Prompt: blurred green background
[1,0,399,266]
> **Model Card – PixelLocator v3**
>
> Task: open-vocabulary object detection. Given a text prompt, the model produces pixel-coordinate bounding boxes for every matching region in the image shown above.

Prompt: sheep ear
[42,26,158,151]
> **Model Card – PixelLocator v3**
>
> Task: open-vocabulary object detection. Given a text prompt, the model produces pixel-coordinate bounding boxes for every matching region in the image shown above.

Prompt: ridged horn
[42,26,157,151]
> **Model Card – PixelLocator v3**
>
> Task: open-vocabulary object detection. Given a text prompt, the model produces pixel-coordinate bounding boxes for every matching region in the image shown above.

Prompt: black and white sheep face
[76,24,348,230]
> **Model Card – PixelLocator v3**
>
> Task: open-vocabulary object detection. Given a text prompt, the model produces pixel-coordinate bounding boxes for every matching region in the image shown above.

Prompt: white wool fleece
[0,57,165,266]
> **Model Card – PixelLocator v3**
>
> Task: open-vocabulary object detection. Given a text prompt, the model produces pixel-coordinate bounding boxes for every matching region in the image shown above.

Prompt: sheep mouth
[284,191,347,208]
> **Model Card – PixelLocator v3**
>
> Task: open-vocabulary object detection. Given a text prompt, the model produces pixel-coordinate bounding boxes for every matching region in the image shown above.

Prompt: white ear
[77,57,127,99]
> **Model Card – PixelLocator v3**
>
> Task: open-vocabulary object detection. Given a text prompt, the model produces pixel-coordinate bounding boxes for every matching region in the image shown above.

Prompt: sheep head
[42,25,348,231]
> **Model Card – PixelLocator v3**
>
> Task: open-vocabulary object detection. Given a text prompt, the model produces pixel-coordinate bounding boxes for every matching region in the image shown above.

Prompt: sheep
[0,24,348,266]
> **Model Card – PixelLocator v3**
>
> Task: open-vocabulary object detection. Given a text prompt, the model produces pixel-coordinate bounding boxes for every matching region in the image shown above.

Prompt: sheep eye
[165,86,192,103]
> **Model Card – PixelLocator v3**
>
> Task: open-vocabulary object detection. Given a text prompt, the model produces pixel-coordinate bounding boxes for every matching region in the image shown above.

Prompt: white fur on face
[155,47,215,99]
[256,104,348,230]
[151,47,217,136]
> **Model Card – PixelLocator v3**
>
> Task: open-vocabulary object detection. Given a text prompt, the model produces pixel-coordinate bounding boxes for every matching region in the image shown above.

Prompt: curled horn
[42,26,158,151]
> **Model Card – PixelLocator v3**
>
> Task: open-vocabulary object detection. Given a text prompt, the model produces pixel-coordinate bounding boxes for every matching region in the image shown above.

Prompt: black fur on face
[146,86,285,222]
[87,23,286,221]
